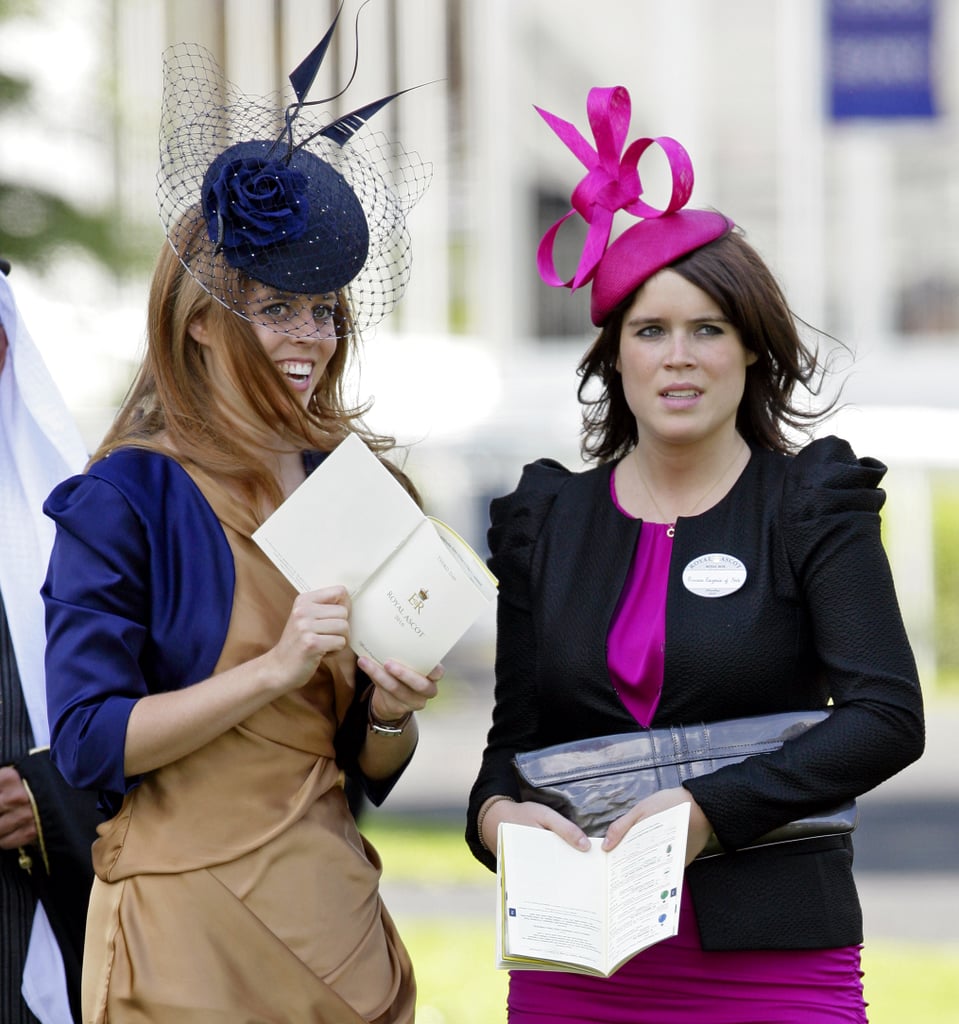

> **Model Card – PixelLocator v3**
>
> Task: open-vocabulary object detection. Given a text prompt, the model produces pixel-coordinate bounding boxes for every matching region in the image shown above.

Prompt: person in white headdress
[0,259,102,1024]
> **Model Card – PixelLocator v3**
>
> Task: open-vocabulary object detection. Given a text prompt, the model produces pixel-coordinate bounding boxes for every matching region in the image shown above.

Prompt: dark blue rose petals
[204,157,310,267]
[199,138,371,293]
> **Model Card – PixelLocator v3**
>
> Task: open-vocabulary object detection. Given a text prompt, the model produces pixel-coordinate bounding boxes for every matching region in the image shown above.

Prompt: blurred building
[102,2,957,332]
[102,4,958,404]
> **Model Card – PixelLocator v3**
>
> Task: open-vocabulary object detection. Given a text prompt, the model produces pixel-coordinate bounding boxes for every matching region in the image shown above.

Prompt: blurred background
[2,1,957,1019]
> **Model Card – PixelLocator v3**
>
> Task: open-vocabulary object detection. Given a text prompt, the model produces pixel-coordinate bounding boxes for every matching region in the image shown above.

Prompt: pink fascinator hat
[535,86,732,326]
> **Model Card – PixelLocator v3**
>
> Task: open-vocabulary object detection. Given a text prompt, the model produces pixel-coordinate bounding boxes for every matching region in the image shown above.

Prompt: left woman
[42,29,435,1024]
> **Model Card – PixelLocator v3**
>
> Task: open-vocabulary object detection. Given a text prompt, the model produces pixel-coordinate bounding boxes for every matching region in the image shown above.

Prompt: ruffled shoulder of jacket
[779,435,887,578]
[782,434,887,524]
[487,458,579,604]
[46,446,189,511]
[44,447,216,561]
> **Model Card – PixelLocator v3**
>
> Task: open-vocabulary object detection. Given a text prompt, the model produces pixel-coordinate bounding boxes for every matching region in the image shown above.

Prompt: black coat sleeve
[465,460,569,871]
[16,747,102,1022]
[333,668,415,809]
[683,436,925,851]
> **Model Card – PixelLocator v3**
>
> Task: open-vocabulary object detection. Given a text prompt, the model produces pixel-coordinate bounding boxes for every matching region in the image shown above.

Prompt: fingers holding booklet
[496,803,690,977]
[252,433,498,674]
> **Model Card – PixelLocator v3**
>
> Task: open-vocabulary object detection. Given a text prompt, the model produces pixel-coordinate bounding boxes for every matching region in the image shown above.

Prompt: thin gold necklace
[635,444,747,538]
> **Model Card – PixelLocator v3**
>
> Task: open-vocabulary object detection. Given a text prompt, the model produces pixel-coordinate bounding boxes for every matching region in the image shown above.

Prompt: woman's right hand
[481,797,591,854]
[269,585,352,691]
[124,585,352,777]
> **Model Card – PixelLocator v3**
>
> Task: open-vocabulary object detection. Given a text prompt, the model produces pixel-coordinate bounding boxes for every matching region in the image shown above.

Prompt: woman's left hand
[358,656,444,723]
[602,786,714,865]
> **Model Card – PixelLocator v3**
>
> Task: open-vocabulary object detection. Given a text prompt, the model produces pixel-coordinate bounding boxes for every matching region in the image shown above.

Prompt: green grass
[365,817,478,883]
[395,921,508,1024]
[860,943,959,1023]
[364,817,959,1024]
[932,477,959,689]
[364,817,506,1024]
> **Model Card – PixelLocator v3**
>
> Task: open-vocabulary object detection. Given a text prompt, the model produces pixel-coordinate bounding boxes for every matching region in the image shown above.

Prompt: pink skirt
[507,888,867,1024]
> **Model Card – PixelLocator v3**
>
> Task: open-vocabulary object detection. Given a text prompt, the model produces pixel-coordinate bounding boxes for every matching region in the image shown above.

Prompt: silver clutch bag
[512,709,859,858]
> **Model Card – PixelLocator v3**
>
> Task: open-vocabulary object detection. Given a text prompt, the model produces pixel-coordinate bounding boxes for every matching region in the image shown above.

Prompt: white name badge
[682,553,747,598]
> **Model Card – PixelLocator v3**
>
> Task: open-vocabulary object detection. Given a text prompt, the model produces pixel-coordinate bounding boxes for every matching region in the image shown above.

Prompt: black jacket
[466,436,924,950]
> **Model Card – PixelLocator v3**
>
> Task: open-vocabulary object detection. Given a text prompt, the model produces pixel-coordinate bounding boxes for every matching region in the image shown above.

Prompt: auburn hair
[96,214,417,512]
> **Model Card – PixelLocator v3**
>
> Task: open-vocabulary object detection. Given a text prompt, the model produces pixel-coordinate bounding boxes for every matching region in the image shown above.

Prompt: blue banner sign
[828,0,938,120]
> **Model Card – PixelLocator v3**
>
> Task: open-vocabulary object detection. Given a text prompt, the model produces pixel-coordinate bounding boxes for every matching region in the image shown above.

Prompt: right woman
[466,86,924,1023]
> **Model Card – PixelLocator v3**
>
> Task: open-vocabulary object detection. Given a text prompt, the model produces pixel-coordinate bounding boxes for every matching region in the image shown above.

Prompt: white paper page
[252,433,423,594]
[429,518,498,601]
[605,803,689,972]
[499,823,607,974]
[350,518,495,672]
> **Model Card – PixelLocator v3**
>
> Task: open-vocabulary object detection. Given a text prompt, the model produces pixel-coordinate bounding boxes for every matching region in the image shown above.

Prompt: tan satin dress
[81,468,415,1023]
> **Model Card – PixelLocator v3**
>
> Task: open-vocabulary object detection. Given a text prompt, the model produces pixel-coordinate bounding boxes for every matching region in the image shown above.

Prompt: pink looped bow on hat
[535,86,694,291]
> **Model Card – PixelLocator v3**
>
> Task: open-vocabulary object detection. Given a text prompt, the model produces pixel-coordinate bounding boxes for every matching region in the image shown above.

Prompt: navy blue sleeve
[42,474,150,796]
[42,453,235,808]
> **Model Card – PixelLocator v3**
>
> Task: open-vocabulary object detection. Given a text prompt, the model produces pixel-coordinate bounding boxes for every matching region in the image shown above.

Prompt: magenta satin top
[606,490,672,727]
[505,470,866,1024]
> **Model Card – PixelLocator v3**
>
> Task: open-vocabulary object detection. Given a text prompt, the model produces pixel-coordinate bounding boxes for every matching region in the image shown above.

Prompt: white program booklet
[496,803,689,977]
[252,433,498,673]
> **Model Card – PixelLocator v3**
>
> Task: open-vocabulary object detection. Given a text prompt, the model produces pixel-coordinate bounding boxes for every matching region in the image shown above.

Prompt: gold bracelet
[477,795,515,852]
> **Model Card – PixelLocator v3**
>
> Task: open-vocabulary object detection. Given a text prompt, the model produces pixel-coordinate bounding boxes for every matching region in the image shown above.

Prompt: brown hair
[577,229,834,463]
[95,213,417,512]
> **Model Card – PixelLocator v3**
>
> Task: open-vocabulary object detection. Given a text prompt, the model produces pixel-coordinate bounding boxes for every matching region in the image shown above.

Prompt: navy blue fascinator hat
[200,140,369,294]
[157,5,431,335]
